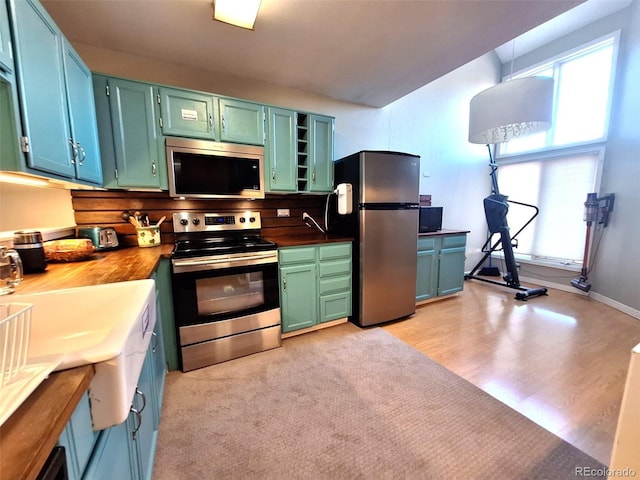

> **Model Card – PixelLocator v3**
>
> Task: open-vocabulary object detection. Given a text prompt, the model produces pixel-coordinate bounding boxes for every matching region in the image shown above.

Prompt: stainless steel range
[170,211,280,371]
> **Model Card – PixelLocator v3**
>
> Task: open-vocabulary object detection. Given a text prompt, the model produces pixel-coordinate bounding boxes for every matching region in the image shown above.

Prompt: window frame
[496,30,620,159]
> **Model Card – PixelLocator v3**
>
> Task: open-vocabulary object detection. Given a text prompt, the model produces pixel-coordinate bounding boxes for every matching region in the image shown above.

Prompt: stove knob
[180,218,188,226]
[192,218,200,226]
[239,217,246,223]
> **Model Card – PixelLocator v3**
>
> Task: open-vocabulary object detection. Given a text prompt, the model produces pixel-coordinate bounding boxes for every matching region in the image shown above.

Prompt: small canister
[136,226,161,248]
[13,230,47,273]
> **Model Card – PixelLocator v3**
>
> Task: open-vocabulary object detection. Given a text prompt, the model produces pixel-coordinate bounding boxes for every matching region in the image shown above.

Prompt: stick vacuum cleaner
[571,192,615,292]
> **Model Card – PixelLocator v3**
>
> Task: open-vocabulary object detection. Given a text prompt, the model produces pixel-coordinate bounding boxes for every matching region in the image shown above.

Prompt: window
[500,33,618,156]
[498,149,601,263]
[494,33,618,266]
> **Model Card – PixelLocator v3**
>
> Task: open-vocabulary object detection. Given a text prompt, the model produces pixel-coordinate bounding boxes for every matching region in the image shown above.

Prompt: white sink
[0,279,156,430]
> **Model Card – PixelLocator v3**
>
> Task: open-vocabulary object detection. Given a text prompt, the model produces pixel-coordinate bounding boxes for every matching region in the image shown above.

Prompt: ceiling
[39,0,623,108]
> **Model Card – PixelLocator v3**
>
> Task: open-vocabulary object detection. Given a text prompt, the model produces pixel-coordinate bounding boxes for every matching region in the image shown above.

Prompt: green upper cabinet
[93,75,165,189]
[63,40,102,184]
[8,0,102,186]
[9,0,73,178]
[308,114,334,192]
[159,87,216,140]
[265,107,297,192]
[218,97,265,145]
[0,0,13,73]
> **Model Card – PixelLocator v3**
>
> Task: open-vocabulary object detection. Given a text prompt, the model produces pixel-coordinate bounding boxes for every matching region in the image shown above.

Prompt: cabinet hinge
[159,117,163,128]
[20,137,30,153]
[105,84,110,96]
[114,168,118,179]
[157,93,161,104]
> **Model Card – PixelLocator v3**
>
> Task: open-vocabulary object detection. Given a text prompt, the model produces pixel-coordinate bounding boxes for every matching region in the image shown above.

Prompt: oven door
[172,258,281,371]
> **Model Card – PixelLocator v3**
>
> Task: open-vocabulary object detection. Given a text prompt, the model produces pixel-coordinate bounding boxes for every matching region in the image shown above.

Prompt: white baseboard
[519,275,640,320]
[589,292,640,320]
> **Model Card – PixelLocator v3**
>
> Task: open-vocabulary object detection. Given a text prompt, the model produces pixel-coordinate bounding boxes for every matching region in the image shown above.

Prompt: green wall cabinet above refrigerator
[6,0,102,186]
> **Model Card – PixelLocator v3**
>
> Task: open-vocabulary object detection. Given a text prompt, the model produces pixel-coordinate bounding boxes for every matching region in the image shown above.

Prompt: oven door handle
[172,252,277,273]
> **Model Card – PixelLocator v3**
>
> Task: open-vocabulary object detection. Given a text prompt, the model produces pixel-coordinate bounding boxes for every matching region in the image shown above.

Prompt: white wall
[385,53,500,269]
[0,183,76,239]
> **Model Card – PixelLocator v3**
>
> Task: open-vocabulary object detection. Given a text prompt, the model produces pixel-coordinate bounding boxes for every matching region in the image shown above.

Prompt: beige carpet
[153,323,605,479]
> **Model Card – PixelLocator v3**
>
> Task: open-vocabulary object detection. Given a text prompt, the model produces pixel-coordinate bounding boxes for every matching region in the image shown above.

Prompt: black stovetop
[171,233,277,259]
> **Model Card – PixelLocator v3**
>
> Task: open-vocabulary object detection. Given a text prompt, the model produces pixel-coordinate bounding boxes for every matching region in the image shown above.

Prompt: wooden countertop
[15,244,174,295]
[418,228,470,237]
[265,233,353,247]
[0,365,95,480]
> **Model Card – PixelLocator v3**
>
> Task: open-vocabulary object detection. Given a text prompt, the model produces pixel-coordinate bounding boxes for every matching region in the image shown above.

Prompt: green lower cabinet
[416,238,438,302]
[416,234,467,302]
[58,319,166,480]
[280,262,318,332]
[279,242,352,334]
[82,421,136,480]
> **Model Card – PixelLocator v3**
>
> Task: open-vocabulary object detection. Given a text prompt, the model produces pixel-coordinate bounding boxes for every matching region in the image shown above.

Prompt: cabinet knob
[152,161,157,176]
[272,168,276,181]
[283,277,287,290]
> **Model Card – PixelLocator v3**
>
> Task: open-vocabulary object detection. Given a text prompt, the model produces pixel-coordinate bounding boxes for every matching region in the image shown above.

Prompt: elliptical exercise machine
[464,145,548,301]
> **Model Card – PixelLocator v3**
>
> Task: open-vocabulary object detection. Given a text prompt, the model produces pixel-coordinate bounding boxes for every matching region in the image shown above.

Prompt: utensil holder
[136,227,161,248]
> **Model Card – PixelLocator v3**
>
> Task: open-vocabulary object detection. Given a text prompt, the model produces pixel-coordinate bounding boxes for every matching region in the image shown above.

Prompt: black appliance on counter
[419,206,443,233]
[170,211,280,371]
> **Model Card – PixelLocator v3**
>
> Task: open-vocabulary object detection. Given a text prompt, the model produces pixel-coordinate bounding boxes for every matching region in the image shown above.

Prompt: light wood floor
[382,280,640,465]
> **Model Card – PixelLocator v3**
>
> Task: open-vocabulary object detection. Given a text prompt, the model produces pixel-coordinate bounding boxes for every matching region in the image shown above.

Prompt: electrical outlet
[277,209,290,217]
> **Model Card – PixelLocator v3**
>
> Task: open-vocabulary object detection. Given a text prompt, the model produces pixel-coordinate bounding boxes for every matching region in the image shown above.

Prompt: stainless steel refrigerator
[332,150,420,327]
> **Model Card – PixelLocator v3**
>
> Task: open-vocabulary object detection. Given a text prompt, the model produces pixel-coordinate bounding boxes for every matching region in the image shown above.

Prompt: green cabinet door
[159,87,216,140]
[416,237,438,302]
[438,246,466,296]
[10,0,74,177]
[63,39,102,184]
[154,259,178,371]
[265,107,297,192]
[218,97,265,145]
[82,422,136,480]
[107,78,161,188]
[130,348,158,480]
[57,392,100,480]
[280,263,317,332]
[0,0,13,73]
[308,114,334,192]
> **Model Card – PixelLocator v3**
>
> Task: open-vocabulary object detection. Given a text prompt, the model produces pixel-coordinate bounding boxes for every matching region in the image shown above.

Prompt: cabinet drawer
[278,246,316,265]
[319,275,350,295]
[318,242,351,261]
[442,234,467,249]
[319,259,351,277]
[417,237,436,251]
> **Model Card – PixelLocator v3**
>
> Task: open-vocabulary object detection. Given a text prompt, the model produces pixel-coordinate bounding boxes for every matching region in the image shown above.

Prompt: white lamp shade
[468,76,554,144]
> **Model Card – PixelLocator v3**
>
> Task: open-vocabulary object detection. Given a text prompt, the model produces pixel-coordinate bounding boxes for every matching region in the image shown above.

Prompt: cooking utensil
[156,216,166,227]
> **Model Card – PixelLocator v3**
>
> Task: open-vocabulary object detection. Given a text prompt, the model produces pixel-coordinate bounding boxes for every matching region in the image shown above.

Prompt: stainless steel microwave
[166,137,265,199]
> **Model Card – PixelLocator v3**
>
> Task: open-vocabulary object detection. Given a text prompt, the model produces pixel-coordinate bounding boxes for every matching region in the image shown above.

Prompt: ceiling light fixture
[468,76,554,145]
[213,0,262,30]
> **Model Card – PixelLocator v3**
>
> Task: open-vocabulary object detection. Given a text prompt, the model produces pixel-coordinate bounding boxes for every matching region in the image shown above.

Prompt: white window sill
[492,253,582,273]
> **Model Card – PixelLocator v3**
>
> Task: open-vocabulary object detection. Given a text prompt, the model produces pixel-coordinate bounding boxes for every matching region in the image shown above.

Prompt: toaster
[77,227,119,250]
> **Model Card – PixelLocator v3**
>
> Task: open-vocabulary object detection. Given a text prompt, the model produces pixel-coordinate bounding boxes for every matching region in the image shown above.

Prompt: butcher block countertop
[1,234,350,478]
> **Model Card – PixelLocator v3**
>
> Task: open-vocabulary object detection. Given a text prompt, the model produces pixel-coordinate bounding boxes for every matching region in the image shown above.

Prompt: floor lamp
[465,76,554,300]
